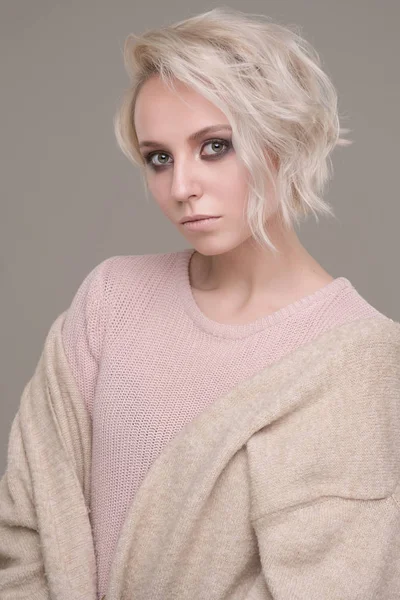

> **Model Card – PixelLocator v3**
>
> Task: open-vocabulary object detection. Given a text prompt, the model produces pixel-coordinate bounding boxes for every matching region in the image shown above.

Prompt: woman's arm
[247,327,400,598]
[0,259,111,599]
[252,488,400,598]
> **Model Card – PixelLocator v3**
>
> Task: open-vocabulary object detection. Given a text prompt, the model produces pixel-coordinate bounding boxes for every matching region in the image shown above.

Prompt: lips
[187,218,209,223]
[182,216,222,230]
[182,216,219,224]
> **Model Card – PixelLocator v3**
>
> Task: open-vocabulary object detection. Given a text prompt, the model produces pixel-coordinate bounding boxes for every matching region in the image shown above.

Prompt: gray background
[1,0,399,473]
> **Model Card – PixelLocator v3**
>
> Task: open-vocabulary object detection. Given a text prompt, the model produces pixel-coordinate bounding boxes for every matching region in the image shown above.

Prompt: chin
[189,238,248,258]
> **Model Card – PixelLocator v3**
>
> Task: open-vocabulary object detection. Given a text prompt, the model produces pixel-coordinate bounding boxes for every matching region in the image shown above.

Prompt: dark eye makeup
[143,138,232,170]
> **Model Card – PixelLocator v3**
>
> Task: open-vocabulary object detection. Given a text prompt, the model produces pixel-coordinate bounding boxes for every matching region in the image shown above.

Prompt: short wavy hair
[114,6,352,253]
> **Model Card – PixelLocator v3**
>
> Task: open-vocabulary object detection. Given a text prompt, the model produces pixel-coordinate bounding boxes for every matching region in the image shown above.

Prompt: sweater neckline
[176,248,354,339]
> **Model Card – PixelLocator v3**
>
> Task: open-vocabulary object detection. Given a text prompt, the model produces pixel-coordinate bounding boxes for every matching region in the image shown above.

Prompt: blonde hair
[114,6,352,253]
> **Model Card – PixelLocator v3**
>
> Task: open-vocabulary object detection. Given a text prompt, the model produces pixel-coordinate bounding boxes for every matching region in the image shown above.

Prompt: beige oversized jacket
[1,312,400,600]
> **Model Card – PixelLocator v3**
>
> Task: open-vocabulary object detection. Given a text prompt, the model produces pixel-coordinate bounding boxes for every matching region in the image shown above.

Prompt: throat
[188,250,335,326]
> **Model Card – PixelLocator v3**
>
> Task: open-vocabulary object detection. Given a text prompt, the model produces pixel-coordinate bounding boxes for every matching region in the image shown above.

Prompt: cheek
[216,161,250,201]
[145,173,169,203]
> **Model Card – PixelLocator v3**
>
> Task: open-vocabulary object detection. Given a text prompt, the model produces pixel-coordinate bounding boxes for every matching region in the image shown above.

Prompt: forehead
[134,75,229,139]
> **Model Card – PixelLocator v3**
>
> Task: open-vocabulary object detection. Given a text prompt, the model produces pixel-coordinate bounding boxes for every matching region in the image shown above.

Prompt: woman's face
[134,75,277,255]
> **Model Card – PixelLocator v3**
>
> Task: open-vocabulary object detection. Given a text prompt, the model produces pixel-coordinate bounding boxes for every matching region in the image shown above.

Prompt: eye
[143,138,232,170]
[144,151,172,168]
[202,139,231,157]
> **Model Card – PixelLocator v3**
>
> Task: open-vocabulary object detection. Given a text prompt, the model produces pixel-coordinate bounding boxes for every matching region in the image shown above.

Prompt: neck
[191,215,333,302]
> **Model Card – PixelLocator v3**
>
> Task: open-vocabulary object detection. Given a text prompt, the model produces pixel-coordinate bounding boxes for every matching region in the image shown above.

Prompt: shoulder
[81,250,187,332]
[246,315,400,517]
[324,276,391,325]
[61,250,183,378]
[301,315,400,415]
[62,251,173,329]
[96,250,182,290]
[323,315,400,366]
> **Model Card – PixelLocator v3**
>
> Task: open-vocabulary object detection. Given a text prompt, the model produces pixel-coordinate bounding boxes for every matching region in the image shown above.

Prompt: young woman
[1,8,400,600]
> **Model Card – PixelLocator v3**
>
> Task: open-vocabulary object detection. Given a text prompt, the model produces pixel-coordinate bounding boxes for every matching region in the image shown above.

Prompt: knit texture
[61,248,385,599]
[0,312,97,600]
[2,299,399,599]
[105,314,400,600]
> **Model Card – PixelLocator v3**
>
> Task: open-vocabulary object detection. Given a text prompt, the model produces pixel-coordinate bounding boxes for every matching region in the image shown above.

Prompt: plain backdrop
[1,0,399,473]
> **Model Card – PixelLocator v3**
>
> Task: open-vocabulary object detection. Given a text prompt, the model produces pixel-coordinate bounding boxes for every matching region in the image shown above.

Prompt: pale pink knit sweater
[61,248,384,600]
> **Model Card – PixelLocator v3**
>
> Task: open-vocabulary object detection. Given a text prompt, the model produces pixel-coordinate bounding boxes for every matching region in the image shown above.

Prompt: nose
[170,156,203,202]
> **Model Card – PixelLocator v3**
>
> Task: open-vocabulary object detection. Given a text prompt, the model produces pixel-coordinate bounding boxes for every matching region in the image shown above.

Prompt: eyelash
[143,138,232,171]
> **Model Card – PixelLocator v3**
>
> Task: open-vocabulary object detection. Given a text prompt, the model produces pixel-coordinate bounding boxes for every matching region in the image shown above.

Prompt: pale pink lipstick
[182,216,222,231]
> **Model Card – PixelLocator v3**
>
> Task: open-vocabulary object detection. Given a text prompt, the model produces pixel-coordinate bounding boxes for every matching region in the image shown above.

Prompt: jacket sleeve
[0,402,50,599]
[247,324,400,599]
[0,259,110,599]
[252,486,400,599]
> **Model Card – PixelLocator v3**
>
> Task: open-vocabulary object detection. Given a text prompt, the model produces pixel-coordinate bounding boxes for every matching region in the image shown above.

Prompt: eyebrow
[138,124,232,150]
